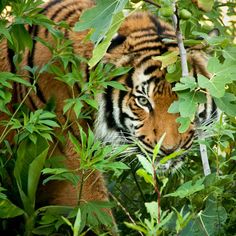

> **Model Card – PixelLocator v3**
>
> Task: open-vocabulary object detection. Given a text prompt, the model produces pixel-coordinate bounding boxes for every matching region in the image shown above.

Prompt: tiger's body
[0,0,215,219]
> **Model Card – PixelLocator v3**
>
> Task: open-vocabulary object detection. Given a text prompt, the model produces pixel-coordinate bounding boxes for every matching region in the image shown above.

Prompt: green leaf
[165,178,205,198]
[14,136,49,213]
[181,197,227,236]
[198,74,226,98]
[0,21,12,43]
[10,24,33,52]
[105,81,127,91]
[159,150,184,165]
[0,199,24,218]
[136,168,154,186]
[223,46,236,61]
[137,155,153,175]
[0,72,31,87]
[42,168,79,187]
[173,77,197,92]
[214,92,236,117]
[73,99,83,118]
[153,51,179,69]
[74,0,127,44]
[73,209,82,236]
[83,98,98,110]
[124,222,147,234]
[195,0,214,12]
[176,117,191,133]
[28,147,48,204]
[89,11,125,67]
[152,133,166,162]
[166,60,182,83]
[79,201,114,230]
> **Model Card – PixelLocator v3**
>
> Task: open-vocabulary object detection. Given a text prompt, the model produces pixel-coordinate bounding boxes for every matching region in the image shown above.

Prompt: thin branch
[171,1,211,176]
[109,192,144,236]
[152,163,161,224]
[171,4,188,77]
[143,0,161,8]
[196,118,211,176]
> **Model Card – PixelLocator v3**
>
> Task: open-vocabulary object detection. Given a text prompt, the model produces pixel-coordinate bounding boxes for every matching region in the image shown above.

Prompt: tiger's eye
[137,97,149,106]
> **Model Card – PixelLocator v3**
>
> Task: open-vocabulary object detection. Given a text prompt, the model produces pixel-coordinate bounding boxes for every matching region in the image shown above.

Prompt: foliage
[0,0,235,235]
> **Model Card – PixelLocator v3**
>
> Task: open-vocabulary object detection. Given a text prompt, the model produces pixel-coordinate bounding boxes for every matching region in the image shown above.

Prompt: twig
[152,163,161,224]
[143,0,161,8]
[196,119,211,176]
[171,1,211,176]
[171,4,188,77]
[109,192,144,236]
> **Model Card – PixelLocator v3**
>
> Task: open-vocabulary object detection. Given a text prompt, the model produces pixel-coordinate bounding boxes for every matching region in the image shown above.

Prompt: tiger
[0,0,216,231]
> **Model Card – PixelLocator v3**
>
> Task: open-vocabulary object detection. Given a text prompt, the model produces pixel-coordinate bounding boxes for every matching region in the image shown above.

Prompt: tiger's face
[94,12,195,170]
[95,66,195,171]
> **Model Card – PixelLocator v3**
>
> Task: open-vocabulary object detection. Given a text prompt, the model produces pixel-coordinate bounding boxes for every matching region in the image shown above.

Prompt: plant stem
[77,170,85,206]
[109,192,144,236]
[24,213,35,236]
[171,1,211,176]
[152,163,161,224]
[131,169,146,203]
[171,4,189,77]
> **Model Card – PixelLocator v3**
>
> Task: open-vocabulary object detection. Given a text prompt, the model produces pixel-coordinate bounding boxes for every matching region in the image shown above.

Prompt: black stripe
[137,135,153,149]
[211,99,217,118]
[131,38,159,48]
[131,27,157,34]
[118,90,128,129]
[182,131,194,149]
[108,35,126,52]
[28,93,39,110]
[125,68,134,88]
[45,7,81,37]
[136,52,163,67]
[43,0,62,12]
[104,87,118,130]
[131,33,158,39]
[134,123,144,129]
[7,48,16,73]
[131,45,162,53]
[144,65,158,75]
[148,15,166,36]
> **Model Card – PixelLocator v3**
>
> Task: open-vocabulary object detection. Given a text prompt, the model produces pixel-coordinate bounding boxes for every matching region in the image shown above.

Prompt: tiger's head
[94,12,196,170]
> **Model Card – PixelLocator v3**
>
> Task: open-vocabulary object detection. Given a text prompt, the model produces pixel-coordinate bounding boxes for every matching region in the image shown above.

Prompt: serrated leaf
[214,93,236,117]
[176,117,191,133]
[173,76,197,92]
[198,74,226,98]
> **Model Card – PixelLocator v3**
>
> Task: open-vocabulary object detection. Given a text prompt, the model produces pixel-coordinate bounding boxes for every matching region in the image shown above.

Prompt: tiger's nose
[160,146,178,155]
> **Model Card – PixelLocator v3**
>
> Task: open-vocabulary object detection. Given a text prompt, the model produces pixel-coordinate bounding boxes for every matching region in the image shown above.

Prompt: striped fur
[0,0,216,206]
